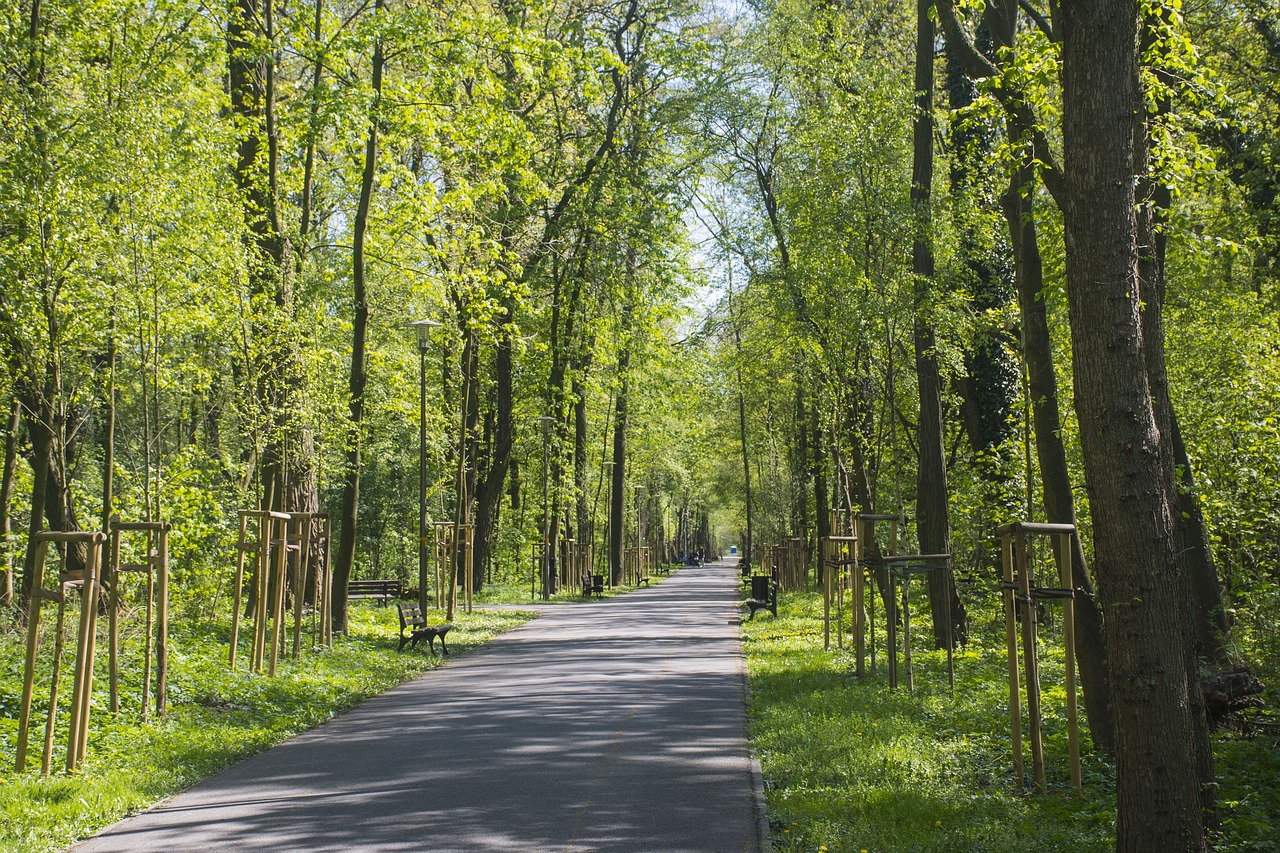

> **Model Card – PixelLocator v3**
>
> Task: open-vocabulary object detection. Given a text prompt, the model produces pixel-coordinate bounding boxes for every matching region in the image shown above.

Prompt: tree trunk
[1,398,20,608]
[1132,22,1229,665]
[332,2,383,634]
[1133,31,1220,815]
[911,0,966,648]
[1001,160,1115,753]
[1060,0,1210,847]
[228,0,296,524]
[811,390,829,576]
[608,304,632,586]
[573,375,590,544]
[795,382,811,562]
[19,396,53,600]
[471,296,517,595]
[100,307,116,580]
[728,271,753,571]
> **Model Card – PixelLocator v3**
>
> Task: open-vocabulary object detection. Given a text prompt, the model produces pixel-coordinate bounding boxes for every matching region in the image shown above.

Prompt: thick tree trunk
[332,5,382,633]
[1002,161,1115,753]
[573,376,590,544]
[1133,58,1220,818]
[19,397,53,599]
[811,391,829,576]
[1171,414,1229,663]
[1136,16,1229,667]
[1060,0,1210,847]
[738,383,753,569]
[228,0,307,529]
[911,0,966,648]
[471,295,516,594]
[608,310,631,585]
[728,274,753,570]
[795,383,811,561]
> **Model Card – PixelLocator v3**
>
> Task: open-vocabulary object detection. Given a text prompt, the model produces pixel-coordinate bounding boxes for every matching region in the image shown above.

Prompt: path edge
[734,604,773,853]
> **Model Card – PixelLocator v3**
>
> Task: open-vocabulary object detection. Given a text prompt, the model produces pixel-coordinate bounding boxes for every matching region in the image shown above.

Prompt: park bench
[581,573,605,597]
[347,579,402,605]
[396,603,452,654]
[744,574,778,620]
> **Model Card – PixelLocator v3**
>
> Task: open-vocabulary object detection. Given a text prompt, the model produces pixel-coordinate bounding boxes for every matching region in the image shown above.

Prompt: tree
[910,0,966,647]
[1059,0,1213,845]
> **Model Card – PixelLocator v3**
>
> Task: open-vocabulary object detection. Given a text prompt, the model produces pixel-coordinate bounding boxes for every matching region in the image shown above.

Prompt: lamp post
[409,319,441,613]
[634,484,645,585]
[536,415,555,600]
[600,459,614,583]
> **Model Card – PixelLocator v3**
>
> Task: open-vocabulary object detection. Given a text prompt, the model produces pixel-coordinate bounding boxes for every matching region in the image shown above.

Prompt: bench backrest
[398,603,425,630]
[349,579,401,593]
[750,575,772,601]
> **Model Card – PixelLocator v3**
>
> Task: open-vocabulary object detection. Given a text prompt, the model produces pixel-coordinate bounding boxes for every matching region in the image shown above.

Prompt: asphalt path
[75,558,766,853]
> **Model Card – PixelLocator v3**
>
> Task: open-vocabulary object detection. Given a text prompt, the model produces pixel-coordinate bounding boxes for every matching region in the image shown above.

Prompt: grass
[744,587,1280,853]
[0,602,534,853]
[472,565,677,605]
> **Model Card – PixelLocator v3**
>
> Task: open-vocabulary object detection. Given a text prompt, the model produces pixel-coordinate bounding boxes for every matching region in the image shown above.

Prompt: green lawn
[0,603,534,853]
[743,588,1280,853]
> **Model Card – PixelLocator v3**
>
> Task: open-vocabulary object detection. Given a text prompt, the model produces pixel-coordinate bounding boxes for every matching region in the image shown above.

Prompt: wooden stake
[1002,530,1024,785]
[1017,528,1046,793]
[17,539,49,772]
[1060,531,1081,789]
[107,525,121,715]
[823,548,832,651]
[42,591,67,775]
[836,544,845,650]
[141,534,154,723]
[853,533,865,676]
[887,567,899,689]
[156,526,169,716]
[230,511,249,668]
[902,572,913,693]
[269,516,286,676]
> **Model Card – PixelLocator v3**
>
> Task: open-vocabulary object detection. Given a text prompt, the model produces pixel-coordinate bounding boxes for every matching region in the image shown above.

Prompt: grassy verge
[744,588,1280,853]
[0,604,534,853]
[473,565,678,605]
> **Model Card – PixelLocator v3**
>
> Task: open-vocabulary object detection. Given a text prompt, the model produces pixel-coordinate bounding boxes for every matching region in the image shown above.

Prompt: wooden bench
[744,575,778,620]
[581,574,605,598]
[397,603,452,654]
[348,579,402,606]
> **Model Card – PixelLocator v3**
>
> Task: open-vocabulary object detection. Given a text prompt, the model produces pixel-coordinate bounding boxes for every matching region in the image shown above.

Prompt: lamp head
[408,318,441,347]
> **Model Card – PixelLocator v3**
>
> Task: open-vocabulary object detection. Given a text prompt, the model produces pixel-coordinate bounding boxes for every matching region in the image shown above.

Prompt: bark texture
[1060,0,1211,846]
[332,2,383,632]
[911,0,966,647]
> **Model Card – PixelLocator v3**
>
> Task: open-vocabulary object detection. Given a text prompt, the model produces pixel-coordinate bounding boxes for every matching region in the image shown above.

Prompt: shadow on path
[75,560,764,853]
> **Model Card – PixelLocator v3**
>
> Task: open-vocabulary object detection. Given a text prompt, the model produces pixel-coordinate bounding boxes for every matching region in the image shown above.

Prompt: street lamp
[634,484,646,585]
[408,318,441,614]
[536,415,555,600]
[600,460,614,583]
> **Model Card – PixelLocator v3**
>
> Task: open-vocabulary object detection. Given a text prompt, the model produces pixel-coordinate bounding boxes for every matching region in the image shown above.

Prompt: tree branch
[933,0,1067,205]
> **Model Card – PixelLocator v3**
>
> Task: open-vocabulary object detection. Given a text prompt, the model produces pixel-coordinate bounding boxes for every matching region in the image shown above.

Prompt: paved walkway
[76,560,766,853]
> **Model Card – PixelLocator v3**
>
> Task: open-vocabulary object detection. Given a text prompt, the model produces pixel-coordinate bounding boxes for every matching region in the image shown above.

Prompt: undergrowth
[0,604,534,853]
[744,588,1280,853]
[472,565,676,605]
